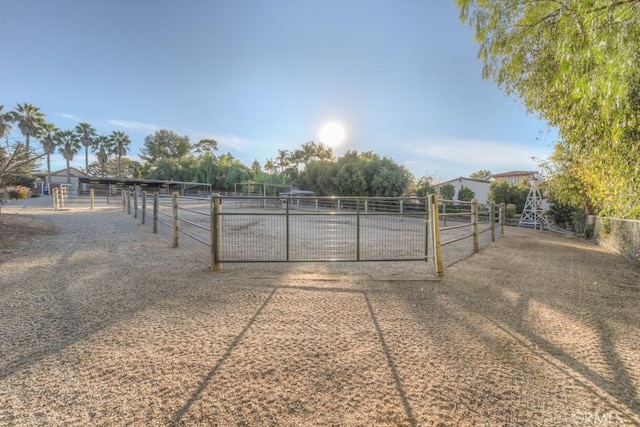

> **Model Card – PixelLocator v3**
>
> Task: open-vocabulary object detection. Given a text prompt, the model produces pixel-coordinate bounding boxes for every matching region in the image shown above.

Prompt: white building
[434,177,491,203]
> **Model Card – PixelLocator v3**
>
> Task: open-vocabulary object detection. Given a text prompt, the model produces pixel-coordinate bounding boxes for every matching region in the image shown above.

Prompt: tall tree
[264,159,276,174]
[276,149,290,172]
[0,106,16,139]
[56,129,81,184]
[93,134,114,177]
[456,0,640,218]
[75,122,96,174]
[141,129,190,162]
[192,138,218,156]
[469,169,493,181]
[109,130,131,178]
[14,103,45,151]
[40,123,58,192]
[300,141,317,165]
[0,141,45,190]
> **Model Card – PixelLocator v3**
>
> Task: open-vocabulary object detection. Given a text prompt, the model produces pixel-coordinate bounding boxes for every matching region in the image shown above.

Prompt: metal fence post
[424,197,429,261]
[172,191,179,247]
[141,192,146,224]
[430,194,444,277]
[133,192,138,219]
[490,202,496,242]
[472,199,479,253]
[356,198,361,261]
[286,197,290,261]
[90,188,95,210]
[211,195,222,270]
[153,192,159,234]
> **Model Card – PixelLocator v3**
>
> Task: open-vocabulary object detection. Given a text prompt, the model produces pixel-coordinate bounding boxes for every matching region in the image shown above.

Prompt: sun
[318,121,345,147]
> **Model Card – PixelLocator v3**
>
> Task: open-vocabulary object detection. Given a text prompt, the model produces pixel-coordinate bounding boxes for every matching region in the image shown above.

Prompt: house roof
[34,167,87,178]
[492,170,538,178]
[434,176,491,186]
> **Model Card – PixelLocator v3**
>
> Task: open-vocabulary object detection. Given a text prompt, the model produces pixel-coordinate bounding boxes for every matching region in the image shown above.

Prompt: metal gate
[211,196,430,264]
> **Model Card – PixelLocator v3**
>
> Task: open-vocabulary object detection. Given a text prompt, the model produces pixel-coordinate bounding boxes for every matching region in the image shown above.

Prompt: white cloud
[106,119,161,134]
[184,128,253,151]
[52,112,81,121]
[406,137,552,179]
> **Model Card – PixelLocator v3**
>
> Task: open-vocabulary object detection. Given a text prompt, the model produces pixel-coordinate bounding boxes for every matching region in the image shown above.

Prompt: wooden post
[141,192,146,224]
[490,202,496,242]
[153,192,159,234]
[122,190,126,212]
[172,191,179,247]
[90,188,95,210]
[127,191,131,215]
[430,194,444,277]
[58,186,64,209]
[500,203,506,236]
[211,195,222,270]
[133,192,138,219]
[472,199,479,253]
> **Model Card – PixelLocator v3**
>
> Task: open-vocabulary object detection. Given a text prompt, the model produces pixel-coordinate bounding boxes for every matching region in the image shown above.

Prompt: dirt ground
[1,198,639,426]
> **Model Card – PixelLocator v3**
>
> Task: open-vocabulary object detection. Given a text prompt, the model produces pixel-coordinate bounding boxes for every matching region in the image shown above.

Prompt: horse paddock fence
[116,191,505,277]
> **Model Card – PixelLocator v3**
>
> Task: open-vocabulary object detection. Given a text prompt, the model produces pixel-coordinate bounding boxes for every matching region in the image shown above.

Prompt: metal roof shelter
[78,176,211,196]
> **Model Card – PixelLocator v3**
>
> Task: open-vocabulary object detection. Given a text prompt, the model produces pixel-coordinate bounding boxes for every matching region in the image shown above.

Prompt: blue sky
[2,0,555,182]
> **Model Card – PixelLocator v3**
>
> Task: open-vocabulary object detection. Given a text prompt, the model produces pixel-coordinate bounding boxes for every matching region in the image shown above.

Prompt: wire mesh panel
[593,217,640,265]
[220,214,286,262]
[216,196,430,263]
[359,214,427,261]
[289,213,357,261]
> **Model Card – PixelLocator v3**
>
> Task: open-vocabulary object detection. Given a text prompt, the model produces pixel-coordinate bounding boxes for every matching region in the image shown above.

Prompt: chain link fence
[590,216,640,265]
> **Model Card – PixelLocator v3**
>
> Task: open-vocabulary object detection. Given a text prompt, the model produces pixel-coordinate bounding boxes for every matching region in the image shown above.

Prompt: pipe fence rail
[52,187,124,211]
[49,189,506,277]
[430,196,505,274]
[118,192,505,277]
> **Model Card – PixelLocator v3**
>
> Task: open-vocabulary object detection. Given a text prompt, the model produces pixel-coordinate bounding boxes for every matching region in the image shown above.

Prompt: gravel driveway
[1,197,639,426]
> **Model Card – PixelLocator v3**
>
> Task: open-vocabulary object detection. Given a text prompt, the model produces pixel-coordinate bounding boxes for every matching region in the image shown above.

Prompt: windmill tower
[518,177,549,230]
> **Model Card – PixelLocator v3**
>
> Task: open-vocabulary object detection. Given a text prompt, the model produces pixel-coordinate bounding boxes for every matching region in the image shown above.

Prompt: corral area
[1,197,639,426]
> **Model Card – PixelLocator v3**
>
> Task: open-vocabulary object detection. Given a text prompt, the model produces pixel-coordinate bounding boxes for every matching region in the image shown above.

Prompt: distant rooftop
[492,170,538,178]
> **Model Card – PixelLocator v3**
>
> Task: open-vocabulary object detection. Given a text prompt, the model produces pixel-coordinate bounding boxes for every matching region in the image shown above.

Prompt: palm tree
[264,159,276,174]
[109,130,131,177]
[301,141,318,164]
[316,143,334,161]
[40,123,59,193]
[56,129,81,184]
[93,135,114,177]
[75,122,96,175]
[15,103,45,151]
[0,105,16,139]
[276,149,290,172]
